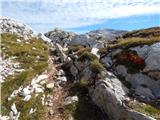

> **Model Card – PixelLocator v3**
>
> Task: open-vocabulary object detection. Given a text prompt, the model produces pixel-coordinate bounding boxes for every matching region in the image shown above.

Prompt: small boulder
[46,83,54,89]
[64,96,78,106]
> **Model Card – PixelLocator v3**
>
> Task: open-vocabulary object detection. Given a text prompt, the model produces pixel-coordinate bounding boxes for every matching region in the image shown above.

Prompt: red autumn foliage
[127,54,145,65]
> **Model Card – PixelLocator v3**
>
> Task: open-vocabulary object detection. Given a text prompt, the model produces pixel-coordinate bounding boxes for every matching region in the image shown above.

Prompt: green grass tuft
[109,36,160,49]
[129,102,160,119]
[78,52,98,61]
[90,59,104,74]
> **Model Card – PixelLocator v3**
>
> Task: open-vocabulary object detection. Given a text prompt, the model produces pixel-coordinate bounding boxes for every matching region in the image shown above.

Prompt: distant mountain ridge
[87,28,127,42]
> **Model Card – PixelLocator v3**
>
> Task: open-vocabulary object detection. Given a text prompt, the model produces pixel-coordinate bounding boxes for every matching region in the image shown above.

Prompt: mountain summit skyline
[1,0,160,33]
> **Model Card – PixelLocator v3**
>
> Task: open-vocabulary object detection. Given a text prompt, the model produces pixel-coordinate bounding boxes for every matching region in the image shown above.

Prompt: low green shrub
[76,48,91,56]
[129,102,160,119]
[109,36,160,49]
[68,45,85,53]
[90,59,104,73]
[78,52,98,61]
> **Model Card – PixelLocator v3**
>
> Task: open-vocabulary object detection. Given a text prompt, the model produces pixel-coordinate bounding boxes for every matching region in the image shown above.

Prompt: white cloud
[1,0,160,31]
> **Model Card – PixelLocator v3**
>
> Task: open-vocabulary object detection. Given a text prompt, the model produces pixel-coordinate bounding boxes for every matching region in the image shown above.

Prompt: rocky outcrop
[69,34,104,48]
[61,41,159,119]
[0,57,24,83]
[89,71,156,120]
[101,42,160,101]
[38,33,51,42]
[45,28,126,48]
[0,17,36,39]
[45,28,76,47]
[87,28,126,43]
[1,16,159,120]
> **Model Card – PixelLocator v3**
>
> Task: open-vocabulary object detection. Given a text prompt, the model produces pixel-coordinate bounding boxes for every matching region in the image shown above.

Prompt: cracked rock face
[89,71,155,120]
[100,42,160,101]
[45,28,76,47]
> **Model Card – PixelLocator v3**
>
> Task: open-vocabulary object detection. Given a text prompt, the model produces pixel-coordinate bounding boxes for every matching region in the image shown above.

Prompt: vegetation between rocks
[90,59,104,74]
[129,101,160,120]
[109,36,160,49]
[1,33,48,119]
[62,84,107,120]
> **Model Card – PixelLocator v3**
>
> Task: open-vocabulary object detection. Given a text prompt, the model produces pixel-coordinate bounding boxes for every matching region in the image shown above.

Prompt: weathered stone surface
[45,28,76,47]
[125,73,154,88]
[144,43,160,71]
[69,34,99,47]
[46,83,54,89]
[0,57,23,83]
[31,74,48,85]
[23,95,32,101]
[100,42,160,101]
[57,69,65,76]
[64,96,79,106]
[116,65,128,77]
[0,115,10,120]
[20,87,32,97]
[91,47,100,58]
[87,29,126,43]
[55,43,67,63]
[89,71,155,120]
[38,33,51,42]
[135,86,155,100]
[101,53,113,68]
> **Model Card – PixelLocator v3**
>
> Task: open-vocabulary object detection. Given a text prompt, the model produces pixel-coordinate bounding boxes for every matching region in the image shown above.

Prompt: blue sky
[1,0,160,33]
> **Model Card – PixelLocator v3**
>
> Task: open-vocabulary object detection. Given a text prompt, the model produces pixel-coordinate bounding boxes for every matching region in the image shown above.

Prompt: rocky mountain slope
[45,28,125,48]
[87,28,126,42]
[1,17,160,120]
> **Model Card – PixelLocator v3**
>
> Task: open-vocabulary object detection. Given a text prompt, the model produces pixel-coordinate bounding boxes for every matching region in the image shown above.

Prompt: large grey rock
[116,65,128,77]
[55,43,67,63]
[89,71,155,120]
[101,53,113,68]
[125,73,155,88]
[130,45,150,59]
[135,86,155,100]
[144,43,160,71]
[131,43,160,72]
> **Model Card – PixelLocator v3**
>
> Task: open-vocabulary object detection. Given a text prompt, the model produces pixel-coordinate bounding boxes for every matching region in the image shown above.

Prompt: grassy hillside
[99,27,160,53]
[123,27,160,38]
[1,33,49,120]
